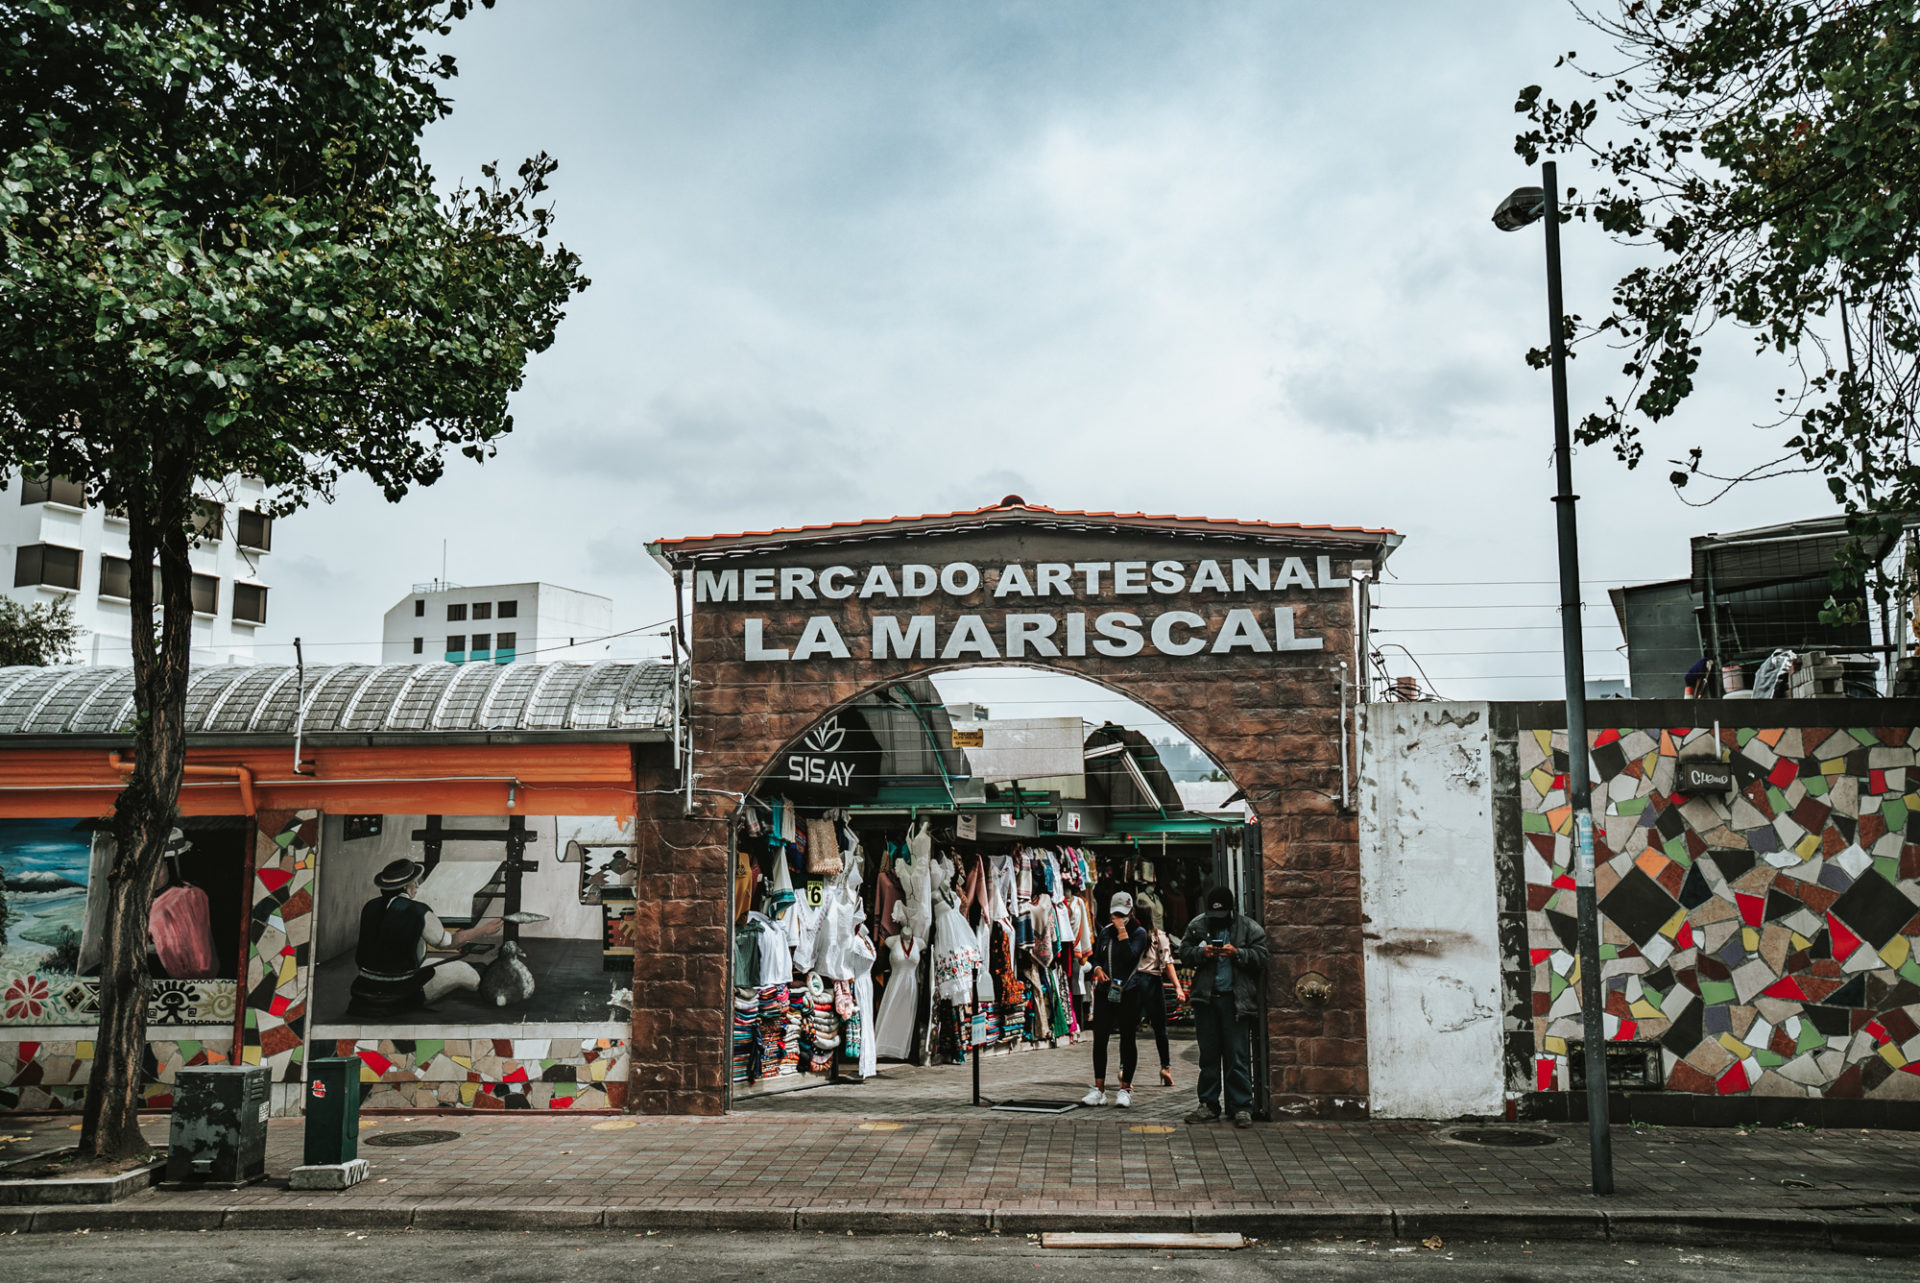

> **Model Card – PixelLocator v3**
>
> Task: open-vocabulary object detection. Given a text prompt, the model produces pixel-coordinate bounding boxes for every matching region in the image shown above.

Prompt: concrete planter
[0,1152,166,1205]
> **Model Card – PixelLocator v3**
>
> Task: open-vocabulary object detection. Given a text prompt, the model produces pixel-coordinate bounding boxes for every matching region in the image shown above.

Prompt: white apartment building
[381,581,614,666]
[1,472,273,666]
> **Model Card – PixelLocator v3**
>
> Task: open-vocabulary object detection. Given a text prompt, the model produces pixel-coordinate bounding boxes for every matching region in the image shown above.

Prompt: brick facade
[640,515,1393,1116]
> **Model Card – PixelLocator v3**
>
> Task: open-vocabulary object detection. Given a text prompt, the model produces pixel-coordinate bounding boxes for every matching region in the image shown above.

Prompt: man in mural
[1179,886,1268,1128]
[350,858,503,1014]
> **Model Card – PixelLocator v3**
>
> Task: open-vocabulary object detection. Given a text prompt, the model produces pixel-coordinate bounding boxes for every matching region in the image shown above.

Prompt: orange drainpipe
[108,752,256,815]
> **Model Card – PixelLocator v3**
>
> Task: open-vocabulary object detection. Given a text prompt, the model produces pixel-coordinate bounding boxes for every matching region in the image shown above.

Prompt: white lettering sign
[744,607,1326,663]
[701,557,1349,602]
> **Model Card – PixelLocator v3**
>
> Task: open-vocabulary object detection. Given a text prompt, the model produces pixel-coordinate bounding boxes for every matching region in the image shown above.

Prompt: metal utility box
[304,1057,360,1166]
[165,1064,270,1185]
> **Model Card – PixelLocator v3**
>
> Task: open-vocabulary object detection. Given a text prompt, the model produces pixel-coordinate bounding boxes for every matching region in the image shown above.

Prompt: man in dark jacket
[1178,886,1268,1126]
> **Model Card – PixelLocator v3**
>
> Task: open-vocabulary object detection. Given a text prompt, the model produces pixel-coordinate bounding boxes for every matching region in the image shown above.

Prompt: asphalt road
[0,1230,1900,1280]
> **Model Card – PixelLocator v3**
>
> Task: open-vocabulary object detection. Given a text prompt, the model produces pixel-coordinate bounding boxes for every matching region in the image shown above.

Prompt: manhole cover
[364,1129,462,1148]
[1447,1127,1559,1148]
[1780,1177,1816,1189]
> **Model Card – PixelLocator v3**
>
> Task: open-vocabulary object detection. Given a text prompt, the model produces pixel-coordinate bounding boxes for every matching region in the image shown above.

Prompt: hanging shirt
[150,883,218,980]
[745,911,793,988]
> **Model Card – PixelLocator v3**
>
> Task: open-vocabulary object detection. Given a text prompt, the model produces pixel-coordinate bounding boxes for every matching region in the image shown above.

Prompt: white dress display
[848,928,878,1079]
[872,933,922,1062]
[901,820,935,945]
[930,855,984,1006]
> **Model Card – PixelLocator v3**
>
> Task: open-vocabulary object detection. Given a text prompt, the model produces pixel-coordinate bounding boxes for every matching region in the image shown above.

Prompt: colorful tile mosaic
[327,1036,629,1111]
[1520,724,1920,1101]
[0,976,235,1027]
[239,810,319,1082]
[0,1036,234,1111]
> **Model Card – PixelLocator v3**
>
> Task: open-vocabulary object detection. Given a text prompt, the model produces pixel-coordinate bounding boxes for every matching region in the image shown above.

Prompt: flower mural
[4,975,48,1020]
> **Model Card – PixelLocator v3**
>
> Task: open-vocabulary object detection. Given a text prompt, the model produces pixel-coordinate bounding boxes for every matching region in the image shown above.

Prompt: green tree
[0,596,83,666]
[1515,1,1920,606]
[0,1,586,1157]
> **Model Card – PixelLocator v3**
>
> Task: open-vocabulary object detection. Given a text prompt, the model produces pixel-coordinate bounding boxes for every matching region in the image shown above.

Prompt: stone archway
[633,501,1399,1117]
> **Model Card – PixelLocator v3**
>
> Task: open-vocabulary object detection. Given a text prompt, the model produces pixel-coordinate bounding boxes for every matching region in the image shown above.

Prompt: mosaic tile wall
[328,1036,629,1110]
[0,1036,234,1111]
[1521,723,1920,1101]
[1,978,235,1028]
[241,810,319,1082]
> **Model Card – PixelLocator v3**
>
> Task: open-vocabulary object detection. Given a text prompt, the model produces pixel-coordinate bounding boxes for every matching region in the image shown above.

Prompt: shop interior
[731,672,1249,1101]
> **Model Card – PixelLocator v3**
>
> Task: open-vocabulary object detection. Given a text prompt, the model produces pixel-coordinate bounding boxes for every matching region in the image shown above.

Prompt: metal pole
[972,1006,983,1106]
[1542,160,1613,1195]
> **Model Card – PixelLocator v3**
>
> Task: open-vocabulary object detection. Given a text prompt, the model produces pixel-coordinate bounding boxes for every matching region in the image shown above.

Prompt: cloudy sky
[265,1,1837,731]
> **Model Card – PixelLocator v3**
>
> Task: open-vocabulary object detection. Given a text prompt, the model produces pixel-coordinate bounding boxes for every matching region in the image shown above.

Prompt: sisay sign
[776,708,881,799]
[696,555,1351,664]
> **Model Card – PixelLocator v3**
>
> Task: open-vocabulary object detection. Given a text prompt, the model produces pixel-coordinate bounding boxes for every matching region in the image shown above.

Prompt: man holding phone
[1179,886,1268,1127]
[1079,891,1147,1108]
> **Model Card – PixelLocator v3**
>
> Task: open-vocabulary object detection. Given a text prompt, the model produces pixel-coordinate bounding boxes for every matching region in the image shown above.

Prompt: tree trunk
[79,488,194,1160]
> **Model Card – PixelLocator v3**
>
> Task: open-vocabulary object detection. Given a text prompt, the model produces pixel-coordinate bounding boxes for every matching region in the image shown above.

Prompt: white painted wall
[0,471,272,665]
[1359,701,1504,1118]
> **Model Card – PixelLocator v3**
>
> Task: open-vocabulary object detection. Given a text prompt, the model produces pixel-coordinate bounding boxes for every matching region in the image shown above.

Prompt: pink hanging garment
[149,883,219,979]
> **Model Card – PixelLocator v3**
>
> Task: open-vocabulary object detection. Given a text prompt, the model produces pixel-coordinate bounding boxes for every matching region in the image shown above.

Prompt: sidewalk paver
[2,1043,1917,1252]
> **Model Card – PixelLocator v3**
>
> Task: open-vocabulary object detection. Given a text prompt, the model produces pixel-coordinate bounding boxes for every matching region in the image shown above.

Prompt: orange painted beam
[0,742,642,819]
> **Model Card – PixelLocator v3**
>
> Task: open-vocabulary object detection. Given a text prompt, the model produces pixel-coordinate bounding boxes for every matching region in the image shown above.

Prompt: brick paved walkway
[734,1036,1203,1121]
[5,1094,1919,1226]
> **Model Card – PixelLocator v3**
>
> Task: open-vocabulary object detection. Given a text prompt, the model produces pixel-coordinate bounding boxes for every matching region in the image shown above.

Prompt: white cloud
[262,0,1840,701]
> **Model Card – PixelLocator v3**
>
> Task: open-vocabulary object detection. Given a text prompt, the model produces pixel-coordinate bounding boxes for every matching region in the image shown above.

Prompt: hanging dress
[900,820,935,946]
[848,928,878,1079]
[872,933,923,1061]
[930,855,984,1006]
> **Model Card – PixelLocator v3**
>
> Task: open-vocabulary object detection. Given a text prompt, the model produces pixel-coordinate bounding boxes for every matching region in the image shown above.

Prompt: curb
[0,1201,1913,1253]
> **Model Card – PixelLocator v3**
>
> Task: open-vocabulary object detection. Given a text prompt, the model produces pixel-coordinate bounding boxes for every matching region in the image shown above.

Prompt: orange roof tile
[653,496,1396,552]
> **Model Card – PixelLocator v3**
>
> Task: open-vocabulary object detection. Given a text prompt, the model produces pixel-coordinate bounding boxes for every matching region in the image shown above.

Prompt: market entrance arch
[637,498,1401,1118]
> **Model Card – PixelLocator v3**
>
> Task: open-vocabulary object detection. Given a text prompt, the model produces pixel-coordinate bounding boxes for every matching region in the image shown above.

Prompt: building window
[15,544,82,591]
[414,598,425,616]
[97,558,220,614]
[472,601,492,621]
[498,600,518,619]
[470,633,490,653]
[496,631,517,652]
[412,637,424,655]
[20,475,85,508]
[236,508,272,551]
[99,556,134,600]
[191,500,224,542]
[232,582,267,624]
[447,603,467,622]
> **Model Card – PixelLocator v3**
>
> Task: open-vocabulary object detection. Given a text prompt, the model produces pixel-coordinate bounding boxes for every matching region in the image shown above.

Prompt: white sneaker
[1079,1087,1108,1107]
[1115,1089,1132,1109]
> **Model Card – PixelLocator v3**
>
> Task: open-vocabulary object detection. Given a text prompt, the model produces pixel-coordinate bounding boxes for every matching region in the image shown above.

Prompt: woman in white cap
[1080,890,1148,1108]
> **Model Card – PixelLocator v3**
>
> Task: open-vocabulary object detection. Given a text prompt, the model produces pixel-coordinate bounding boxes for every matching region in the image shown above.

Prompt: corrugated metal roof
[0,662,675,738]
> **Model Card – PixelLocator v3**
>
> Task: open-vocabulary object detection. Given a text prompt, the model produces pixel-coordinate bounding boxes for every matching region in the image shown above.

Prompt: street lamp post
[1493,159,1614,1196]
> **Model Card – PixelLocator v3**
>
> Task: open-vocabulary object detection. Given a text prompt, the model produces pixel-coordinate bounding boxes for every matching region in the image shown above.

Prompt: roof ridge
[654,501,1397,548]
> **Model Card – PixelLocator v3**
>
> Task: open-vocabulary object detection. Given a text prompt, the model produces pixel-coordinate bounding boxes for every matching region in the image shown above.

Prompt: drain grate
[992,1099,1082,1114]
[364,1129,462,1148]
[1447,1127,1559,1148]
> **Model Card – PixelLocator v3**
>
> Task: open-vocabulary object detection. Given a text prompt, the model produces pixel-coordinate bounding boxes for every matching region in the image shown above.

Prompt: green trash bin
[304,1057,359,1166]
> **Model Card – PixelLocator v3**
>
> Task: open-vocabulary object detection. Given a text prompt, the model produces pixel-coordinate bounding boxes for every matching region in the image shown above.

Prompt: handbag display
[805,816,843,875]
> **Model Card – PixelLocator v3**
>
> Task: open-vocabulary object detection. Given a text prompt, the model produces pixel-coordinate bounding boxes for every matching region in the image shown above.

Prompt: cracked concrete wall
[1360,701,1504,1118]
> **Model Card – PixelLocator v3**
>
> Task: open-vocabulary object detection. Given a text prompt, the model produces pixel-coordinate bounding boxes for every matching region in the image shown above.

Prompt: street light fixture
[1493,160,1614,1196]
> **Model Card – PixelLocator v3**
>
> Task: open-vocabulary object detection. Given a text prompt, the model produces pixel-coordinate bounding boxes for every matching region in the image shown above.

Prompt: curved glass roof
[0,662,674,737]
